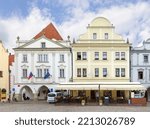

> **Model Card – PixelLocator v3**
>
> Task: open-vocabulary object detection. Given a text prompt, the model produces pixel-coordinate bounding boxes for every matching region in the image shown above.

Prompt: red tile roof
[33,23,63,40]
[9,55,14,66]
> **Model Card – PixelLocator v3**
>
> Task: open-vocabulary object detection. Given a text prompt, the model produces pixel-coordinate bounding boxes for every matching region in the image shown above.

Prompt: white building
[131,38,150,101]
[13,23,72,101]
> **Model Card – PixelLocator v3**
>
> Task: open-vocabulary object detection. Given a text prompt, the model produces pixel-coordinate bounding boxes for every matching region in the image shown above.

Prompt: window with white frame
[95,68,99,77]
[37,69,42,77]
[60,69,65,78]
[115,68,120,77]
[43,54,48,62]
[103,68,107,77]
[93,33,97,39]
[60,54,64,62]
[115,52,120,60]
[41,42,46,48]
[121,68,125,77]
[83,68,87,77]
[38,54,48,62]
[103,52,107,60]
[95,52,99,60]
[104,33,108,39]
[77,68,81,77]
[121,52,125,60]
[82,52,87,60]
[0,71,3,77]
[22,69,27,78]
[77,52,81,60]
[144,55,148,63]
[138,71,143,79]
[44,68,49,76]
[23,54,27,62]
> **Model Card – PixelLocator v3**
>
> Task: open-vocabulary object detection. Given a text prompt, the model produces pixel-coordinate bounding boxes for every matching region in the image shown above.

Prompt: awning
[56,82,146,91]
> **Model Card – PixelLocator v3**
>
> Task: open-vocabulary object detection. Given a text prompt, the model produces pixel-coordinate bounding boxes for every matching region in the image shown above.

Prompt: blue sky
[0,0,150,52]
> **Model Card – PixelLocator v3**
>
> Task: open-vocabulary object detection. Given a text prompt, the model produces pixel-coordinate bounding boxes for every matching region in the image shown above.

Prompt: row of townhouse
[0,17,149,104]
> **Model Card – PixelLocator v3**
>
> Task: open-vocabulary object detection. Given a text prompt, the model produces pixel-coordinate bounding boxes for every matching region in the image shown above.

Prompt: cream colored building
[0,40,9,101]
[57,17,146,104]
[72,17,130,82]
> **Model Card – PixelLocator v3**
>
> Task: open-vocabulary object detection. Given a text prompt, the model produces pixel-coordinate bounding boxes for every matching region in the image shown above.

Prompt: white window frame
[121,52,125,60]
[83,68,87,77]
[103,52,107,60]
[103,68,107,77]
[93,33,97,39]
[60,54,65,62]
[95,52,99,60]
[95,68,99,77]
[37,69,42,78]
[104,33,108,39]
[82,52,87,60]
[60,69,65,78]
[121,68,125,77]
[22,69,27,78]
[77,68,81,77]
[23,54,27,63]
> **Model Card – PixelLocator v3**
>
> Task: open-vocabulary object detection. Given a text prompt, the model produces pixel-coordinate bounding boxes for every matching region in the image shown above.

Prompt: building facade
[13,23,72,101]
[131,38,150,101]
[64,17,141,102]
[0,40,9,101]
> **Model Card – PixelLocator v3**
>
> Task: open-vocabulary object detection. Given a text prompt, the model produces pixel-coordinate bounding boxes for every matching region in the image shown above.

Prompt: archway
[38,86,49,100]
[147,87,150,101]
[20,86,34,101]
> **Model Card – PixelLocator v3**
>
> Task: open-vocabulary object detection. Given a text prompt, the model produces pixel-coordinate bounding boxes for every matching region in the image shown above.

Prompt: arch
[20,85,34,101]
[90,17,112,27]
[37,85,49,100]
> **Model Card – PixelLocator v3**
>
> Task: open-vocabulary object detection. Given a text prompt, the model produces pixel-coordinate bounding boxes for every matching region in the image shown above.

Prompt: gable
[21,37,65,49]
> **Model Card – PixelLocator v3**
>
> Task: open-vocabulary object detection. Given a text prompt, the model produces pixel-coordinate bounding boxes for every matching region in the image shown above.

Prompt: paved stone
[0,101,150,112]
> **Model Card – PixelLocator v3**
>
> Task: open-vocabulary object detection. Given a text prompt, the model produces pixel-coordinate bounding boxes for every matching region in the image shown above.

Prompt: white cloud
[0,7,52,53]
[59,1,150,47]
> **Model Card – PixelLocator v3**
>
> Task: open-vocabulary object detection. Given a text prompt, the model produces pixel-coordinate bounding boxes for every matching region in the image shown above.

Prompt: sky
[0,0,150,53]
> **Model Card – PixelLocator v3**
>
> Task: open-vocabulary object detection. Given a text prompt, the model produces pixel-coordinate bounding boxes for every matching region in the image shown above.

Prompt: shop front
[56,82,146,105]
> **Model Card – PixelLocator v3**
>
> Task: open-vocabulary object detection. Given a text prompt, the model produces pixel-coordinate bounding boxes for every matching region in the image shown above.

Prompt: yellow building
[72,17,130,82]
[58,17,146,105]
[0,40,9,101]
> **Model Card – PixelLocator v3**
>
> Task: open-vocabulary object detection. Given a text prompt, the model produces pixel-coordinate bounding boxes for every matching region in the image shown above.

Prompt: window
[104,33,108,39]
[103,68,107,77]
[121,68,125,77]
[121,52,125,60]
[95,52,99,60]
[44,69,49,76]
[83,68,87,77]
[138,71,143,79]
[77,52,81,60]
[115,52,120,60]
[115,68,120,77]
[41,42,46,48]
[95,68,99,77]
[82,52,87,60]
[23,54,27,62]
[38,54,48,62]
[77,68,81,77]
[43,54,48,62]
[22,69,27,78]
[37,69,42,77]
[103,52,107,60]
[144,55,148,63]
[60,54,64,62]
[0,71,3,77]
[93,33,97,39]
[60,69,65,78]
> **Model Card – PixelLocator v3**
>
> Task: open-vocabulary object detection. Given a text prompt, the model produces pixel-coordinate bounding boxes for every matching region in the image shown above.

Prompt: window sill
[59,77,66,79]
[37,61,49,63]
[22,62,28,63]
[59,61,65,63]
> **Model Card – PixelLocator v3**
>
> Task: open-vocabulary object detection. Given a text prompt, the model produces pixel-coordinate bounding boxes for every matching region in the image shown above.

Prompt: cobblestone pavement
[0,100,150,112]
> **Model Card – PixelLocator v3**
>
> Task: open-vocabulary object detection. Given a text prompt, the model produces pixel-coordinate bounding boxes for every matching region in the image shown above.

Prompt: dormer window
[93,33,97,39]
[104,33,108,39]
[41,42,46,48]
